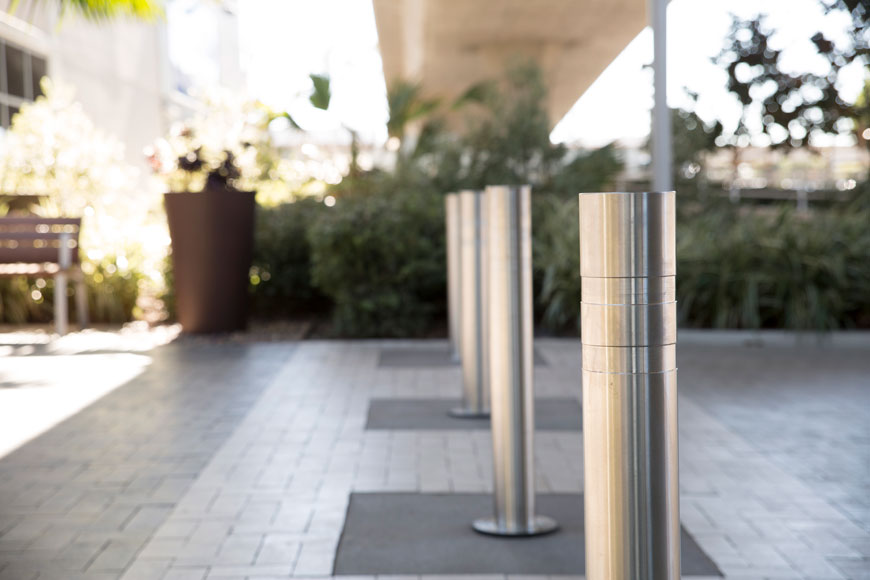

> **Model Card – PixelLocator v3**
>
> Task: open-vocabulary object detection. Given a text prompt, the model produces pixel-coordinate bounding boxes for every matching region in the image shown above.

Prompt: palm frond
[309,74,332,111]
[386,80,440,139]
[53,0,164,21]
[453,79,497,109]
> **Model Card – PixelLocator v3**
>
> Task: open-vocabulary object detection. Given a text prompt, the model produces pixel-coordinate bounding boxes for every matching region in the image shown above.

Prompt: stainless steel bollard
[580,191,680,579]
[473,185,558,537]
[54,232,72,336]
[445,193,462,362]
[452,190,489,418]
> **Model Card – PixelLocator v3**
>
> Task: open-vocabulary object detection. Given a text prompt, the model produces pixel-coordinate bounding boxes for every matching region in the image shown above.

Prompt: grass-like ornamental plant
[532,194,580,333]
[677,203,870,330]
[531,193,870,332]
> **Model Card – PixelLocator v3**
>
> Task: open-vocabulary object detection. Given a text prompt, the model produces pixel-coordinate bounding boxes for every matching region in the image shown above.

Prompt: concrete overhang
[372,0,647,127]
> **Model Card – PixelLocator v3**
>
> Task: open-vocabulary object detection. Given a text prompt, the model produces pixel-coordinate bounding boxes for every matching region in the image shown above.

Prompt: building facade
[0,0,243,175]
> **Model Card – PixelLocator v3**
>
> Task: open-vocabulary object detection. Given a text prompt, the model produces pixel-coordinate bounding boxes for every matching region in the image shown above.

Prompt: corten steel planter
[164,187,256,333]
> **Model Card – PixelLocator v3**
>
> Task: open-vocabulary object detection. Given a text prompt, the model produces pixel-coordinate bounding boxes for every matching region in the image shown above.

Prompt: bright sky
[237,0,865,148]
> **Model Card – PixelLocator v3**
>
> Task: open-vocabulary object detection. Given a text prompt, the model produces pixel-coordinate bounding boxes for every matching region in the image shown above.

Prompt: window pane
[8,105,19,126]
[5,44,25,98]
[31,55,46,97]
[1,105,8,129]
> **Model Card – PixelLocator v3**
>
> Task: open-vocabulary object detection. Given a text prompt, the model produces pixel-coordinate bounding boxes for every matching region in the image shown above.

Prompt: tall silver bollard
[580,191,679,579]
[452,190,489,418]
[473,185,558,536]
[54,232,72,336]
[445,193,462,362]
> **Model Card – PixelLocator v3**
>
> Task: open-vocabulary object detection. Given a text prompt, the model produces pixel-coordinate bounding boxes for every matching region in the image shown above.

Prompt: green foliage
[250,199,328,317]
[308,74,332,111]
[148,92,277,195]
[0,258,140,324]
[251,57,867,336]
[61,0,162,21]
[853,78,870,150]
[8,0,163,22]
[160,253,175,323]
[0,277,45,323]
[84,261,141,323]
[532,196,870,332]
[308,192,445,337]
[257,191,870,336]
[548,145,623,195]
[667,107,723,199]
[386,80,440,141]
[677,205,870,330]
[714,5,866,148]
[462,62,566,189]
[1,78,165,299]
[453,80,499,110]
[343,62,623,198]
[532,194,580,333]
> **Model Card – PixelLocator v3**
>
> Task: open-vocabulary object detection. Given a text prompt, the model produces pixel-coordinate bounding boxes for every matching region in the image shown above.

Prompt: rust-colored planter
[164,187,256,333]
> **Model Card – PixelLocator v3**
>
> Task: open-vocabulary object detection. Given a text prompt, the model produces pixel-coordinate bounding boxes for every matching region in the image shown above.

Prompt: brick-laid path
[0,343,293,580]
[0,335,868,579]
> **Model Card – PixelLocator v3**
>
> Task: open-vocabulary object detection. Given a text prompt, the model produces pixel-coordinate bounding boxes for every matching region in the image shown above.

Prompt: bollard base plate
[472,516,559,537]
[449,407,490,419]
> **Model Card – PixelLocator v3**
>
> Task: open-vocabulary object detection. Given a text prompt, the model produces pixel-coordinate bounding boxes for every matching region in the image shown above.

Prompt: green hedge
[532,194,580,333]
[307,192,446,337]
[250,198,329,318]
[0,259,140,324]
[530,195,870,332]
[249,191,870,335]
[677,205,870,330]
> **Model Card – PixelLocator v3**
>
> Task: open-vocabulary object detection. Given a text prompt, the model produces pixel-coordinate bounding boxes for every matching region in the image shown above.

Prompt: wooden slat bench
[0,217,88,335]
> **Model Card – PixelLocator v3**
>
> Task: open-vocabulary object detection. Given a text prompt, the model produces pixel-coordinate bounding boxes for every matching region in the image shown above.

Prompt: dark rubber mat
[365,398,581,431]
[334,493,721,576]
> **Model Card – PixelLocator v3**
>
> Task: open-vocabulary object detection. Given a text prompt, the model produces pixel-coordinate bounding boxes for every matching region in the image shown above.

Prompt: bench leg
[55,272,68,336]
[75,274,89,330]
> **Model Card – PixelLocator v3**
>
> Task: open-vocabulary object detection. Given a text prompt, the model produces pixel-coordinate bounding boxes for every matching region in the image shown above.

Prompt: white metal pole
[650,0,672,192]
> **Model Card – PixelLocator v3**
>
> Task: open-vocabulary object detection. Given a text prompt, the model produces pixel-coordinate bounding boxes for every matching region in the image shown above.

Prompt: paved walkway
[0,335,867,580]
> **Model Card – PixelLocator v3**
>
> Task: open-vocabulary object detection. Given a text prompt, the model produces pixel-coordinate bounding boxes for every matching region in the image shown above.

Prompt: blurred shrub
[216,188,870,335]
[308,192,445,337]
[0,258,140,324]
[0,277,45,323]
[160,252,176,322]
[533,197,870,332]
[0,79,165,285]
[84,261,141,323]
[250,198,329,317]
[677,205,870,330]
[533,194,580,333]
[547,145,623,196]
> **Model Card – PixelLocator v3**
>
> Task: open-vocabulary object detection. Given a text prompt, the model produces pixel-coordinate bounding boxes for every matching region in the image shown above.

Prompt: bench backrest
[0,217,82,264]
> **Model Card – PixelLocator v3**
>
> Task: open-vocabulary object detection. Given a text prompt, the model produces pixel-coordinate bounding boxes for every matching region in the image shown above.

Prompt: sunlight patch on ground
[0,353,152,459]
[0,322,181,356]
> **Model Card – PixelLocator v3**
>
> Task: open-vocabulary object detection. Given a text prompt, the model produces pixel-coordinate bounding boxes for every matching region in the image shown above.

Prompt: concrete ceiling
[372,0,648,128]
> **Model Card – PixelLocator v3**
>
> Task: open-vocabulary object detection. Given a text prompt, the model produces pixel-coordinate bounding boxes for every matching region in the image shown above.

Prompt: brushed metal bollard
[579,191,680,579]
[445,193,462,362]
[473,185,558,537]
[452,190,489,418]
[54,232,72,336]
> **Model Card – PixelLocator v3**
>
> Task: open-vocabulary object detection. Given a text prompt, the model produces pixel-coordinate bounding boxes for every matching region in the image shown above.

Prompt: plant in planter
[148,95,272,333]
